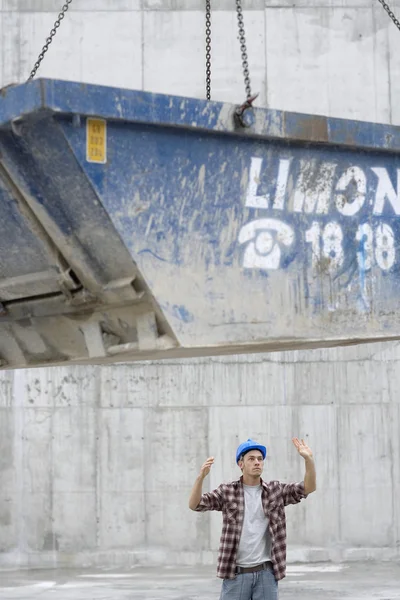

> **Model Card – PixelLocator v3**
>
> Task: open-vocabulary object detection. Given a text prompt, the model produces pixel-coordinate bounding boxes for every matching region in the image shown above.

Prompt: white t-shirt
[236,484,272,567]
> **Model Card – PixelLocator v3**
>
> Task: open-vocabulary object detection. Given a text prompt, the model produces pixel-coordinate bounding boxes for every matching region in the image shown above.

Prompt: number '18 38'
[305,221,396,272]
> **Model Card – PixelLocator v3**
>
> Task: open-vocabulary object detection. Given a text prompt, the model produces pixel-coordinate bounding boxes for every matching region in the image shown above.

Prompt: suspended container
[0,78,399,369]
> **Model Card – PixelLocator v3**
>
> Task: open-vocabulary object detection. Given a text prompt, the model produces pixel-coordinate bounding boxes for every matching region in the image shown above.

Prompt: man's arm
[303,456,317,494]
[293,437,316,495]
[189,475,207,510]
[189,456,219,511]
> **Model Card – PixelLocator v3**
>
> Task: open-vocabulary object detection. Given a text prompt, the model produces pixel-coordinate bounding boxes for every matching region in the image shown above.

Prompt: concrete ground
[0,563,399,599]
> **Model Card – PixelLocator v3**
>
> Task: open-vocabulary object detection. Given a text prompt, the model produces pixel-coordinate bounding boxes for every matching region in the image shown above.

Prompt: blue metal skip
[0,78,400,369]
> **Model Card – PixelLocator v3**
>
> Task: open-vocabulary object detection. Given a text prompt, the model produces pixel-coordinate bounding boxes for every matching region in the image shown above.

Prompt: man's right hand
[199,457,214,480]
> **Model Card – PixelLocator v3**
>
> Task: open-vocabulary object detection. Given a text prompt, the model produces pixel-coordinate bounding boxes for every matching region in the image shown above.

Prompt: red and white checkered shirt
[195,476,307,581]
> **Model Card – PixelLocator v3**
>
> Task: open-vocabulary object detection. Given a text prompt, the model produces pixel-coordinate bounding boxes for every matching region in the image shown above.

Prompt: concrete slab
[0,563,399,599]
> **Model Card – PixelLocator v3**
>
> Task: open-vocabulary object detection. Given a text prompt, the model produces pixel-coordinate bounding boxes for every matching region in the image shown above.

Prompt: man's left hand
[292,437,313,459]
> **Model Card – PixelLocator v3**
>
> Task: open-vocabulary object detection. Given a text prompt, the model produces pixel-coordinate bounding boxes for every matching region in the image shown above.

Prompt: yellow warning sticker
[86,118,107,164]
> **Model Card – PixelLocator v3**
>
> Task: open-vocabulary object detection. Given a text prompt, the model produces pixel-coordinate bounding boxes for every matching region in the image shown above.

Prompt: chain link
[28,0,73,81]
[377,0,400,30]
[205,0,211,100]
[236,0,252,100]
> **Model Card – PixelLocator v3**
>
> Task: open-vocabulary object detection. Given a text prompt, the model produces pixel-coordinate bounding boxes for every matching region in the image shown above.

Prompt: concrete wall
[1,0,400,124]
[1,0,400,568]
[0,343,399,568]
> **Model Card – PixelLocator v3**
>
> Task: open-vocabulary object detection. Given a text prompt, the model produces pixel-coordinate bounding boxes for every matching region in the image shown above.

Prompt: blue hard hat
[236,439,267,464]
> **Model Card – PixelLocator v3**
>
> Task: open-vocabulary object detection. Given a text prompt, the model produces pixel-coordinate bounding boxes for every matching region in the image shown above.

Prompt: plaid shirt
[195,477,307,581]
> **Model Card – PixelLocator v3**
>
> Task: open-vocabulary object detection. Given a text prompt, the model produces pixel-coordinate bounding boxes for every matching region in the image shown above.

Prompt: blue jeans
[220,569,278,600]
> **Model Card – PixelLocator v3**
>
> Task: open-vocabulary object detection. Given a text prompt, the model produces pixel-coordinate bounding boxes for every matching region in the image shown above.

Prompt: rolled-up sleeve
[194,484,224,512]
[280,481,307,506]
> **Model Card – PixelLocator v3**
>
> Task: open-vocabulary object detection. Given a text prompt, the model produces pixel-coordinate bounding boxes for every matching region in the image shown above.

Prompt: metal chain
[205,0,211,100]
[236,0,252,100]
[377,0,400,30]
[28,0,73,81]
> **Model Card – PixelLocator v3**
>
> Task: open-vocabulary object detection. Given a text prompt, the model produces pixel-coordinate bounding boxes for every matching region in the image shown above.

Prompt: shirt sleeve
[194,484,224,512]
[280,481,307,506]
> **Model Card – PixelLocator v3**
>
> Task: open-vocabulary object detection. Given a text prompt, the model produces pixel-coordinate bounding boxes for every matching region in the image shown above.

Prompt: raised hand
[292,438,313,460]
[199,457,215,480]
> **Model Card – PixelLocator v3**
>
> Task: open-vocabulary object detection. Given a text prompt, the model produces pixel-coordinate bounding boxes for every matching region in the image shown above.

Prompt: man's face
[239,450,264,476]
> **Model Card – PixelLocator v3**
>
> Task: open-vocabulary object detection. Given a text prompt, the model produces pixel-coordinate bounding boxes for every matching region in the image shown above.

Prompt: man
[189,437,316,600]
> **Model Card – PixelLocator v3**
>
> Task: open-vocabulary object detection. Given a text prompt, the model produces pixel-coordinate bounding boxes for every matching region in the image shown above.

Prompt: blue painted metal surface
[1,78,400,368]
